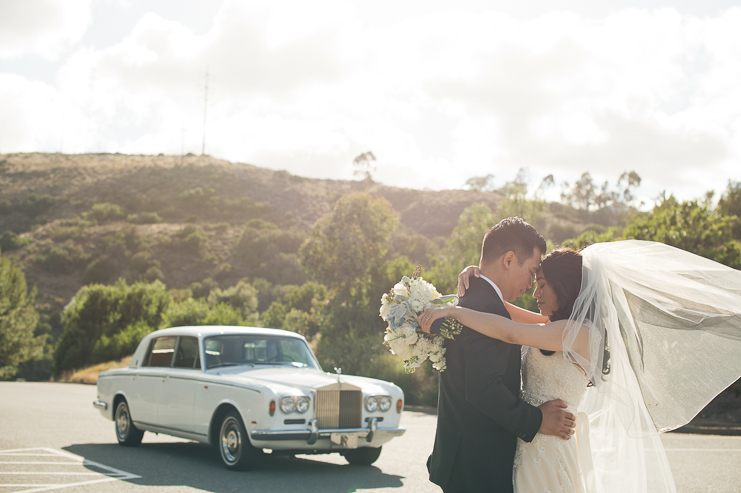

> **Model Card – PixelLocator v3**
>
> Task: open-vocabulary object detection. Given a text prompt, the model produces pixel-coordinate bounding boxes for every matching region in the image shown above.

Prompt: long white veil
[561,240,741,493]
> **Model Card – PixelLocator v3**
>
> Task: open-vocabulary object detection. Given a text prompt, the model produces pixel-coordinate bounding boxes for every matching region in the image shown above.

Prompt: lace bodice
[513,346,592,492]
[520,346,590,411]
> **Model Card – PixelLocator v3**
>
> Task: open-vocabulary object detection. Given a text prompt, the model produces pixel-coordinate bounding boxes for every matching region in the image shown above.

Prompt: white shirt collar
[478,274,504,302]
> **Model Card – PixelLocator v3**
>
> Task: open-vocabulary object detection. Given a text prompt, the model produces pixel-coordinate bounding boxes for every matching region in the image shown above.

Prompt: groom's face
[502,247,542,302]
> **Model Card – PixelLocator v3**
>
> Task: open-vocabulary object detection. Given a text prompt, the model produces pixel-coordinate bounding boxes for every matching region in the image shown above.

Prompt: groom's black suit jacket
[427,276,543,493]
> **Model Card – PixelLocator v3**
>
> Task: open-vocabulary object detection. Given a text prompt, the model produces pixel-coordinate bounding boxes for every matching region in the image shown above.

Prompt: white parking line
[664,448,741,452]
[0,447,141,493]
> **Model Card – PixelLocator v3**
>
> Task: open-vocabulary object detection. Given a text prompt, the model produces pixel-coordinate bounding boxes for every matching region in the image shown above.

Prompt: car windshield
[204,335,321,370]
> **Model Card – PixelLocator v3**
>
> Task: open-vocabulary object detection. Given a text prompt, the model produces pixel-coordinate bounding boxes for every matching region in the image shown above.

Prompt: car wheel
[115,399,144,446]
[219,410,261,471]
[342,446,382,466]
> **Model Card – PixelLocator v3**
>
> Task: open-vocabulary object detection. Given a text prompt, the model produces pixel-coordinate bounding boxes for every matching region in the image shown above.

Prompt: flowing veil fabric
[560,240,741,493]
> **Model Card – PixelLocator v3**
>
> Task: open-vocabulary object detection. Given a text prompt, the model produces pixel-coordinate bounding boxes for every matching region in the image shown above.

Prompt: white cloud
[0,0,91,60]
[1,1,740,203]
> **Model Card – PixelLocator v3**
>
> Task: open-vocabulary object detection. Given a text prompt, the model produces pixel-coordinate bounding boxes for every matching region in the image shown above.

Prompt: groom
[427,217,576,493]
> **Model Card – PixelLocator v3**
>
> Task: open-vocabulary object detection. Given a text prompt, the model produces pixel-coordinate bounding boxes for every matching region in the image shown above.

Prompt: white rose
[380,300,392,320]
[393,282,409,298]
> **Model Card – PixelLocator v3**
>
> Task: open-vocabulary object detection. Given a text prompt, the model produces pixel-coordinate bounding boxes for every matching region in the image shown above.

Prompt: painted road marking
[0,447,140,493]
[664,448,741,452]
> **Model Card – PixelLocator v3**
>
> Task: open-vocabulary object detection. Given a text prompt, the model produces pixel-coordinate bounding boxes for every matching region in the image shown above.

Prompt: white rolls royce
[93,326,406,470]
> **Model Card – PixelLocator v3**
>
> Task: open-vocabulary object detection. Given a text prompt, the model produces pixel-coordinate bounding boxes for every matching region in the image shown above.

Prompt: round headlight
[280,396,296,414]
[365,396,378,412]
[379,396,392,412]
[296,396,310,413]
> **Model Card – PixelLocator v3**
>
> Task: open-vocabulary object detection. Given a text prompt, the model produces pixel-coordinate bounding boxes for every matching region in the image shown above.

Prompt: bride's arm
[419,306,590,358]
[504,302,550,325]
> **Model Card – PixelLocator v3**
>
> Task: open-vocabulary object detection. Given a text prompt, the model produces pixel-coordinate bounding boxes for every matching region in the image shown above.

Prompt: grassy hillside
[0,153,530,335]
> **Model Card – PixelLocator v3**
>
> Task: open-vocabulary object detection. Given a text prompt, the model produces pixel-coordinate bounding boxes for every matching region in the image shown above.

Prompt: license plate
[330,433,358,449]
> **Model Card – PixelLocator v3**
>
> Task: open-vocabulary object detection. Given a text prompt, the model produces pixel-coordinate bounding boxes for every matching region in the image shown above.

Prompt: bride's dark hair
[539,248,582,356]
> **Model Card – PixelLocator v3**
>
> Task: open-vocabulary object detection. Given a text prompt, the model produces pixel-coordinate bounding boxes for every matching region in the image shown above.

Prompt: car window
[173,336,200,369]
[204,335,320,370]
[146,336,177,367]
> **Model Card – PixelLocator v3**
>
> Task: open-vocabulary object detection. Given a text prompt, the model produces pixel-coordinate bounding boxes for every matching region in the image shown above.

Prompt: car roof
[148,325,306,340]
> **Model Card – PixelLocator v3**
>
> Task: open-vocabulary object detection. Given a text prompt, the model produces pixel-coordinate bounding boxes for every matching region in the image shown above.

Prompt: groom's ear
[502,251,516,270]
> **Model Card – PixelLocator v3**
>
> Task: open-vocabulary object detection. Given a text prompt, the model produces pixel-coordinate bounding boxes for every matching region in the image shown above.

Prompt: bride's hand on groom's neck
[457,265,480,297]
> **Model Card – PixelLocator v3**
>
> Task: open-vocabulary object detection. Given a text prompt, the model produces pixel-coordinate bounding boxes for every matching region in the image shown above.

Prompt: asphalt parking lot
[1,382,740,493]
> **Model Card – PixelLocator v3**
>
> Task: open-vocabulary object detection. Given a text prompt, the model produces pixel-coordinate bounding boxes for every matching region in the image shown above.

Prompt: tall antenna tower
[201,67,208,156]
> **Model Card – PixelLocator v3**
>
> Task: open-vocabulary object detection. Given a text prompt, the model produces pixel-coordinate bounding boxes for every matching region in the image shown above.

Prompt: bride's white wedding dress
[510,240,741,493]
[514,346,590,493]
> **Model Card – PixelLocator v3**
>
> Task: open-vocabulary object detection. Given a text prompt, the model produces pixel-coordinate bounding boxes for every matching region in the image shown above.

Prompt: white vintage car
[94,326,405,470]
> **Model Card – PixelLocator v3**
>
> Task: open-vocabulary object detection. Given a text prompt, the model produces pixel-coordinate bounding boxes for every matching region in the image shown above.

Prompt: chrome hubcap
[116,404,130,439]
[221,418,241,464]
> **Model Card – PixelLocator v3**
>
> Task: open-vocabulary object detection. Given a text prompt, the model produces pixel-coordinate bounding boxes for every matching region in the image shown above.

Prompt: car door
[158,336,201,433]
[129,335,176,427]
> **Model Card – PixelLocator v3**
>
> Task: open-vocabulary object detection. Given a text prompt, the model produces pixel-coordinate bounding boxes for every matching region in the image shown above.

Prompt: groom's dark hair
[480,217,546,266]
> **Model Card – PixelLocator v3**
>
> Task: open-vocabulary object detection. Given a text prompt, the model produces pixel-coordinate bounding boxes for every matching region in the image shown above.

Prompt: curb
[672,424,741,436]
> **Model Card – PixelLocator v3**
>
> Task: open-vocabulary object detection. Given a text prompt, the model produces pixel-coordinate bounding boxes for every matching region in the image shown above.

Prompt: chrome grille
[316,389,362,429]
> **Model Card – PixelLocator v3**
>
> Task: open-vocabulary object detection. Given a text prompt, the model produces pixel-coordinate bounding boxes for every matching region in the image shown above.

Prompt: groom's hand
[537,399,576,441]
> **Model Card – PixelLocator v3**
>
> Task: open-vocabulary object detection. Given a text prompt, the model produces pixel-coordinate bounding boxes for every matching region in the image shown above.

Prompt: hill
[0,152,519,335]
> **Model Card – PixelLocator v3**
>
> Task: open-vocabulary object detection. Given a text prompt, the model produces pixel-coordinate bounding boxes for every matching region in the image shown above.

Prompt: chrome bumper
[93,400,108,410]
[251,417,405,443]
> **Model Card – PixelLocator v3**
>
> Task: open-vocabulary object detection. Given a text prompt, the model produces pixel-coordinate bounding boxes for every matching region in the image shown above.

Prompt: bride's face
[533,268,559,318]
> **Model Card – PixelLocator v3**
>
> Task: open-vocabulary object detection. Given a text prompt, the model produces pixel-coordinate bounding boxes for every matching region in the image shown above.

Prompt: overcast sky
[1,0,740,206]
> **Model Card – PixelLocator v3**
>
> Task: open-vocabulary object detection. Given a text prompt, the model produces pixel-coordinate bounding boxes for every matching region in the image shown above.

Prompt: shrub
[85,203,126,223]
[207,280,259,318]
[127,212,162,224]
[54,279,171,372]
[129,251,159,275]
[161,298,244,327]
[35,241,90,275]
[235,221,306,283]
[188,278,218,299]
[83,256,120,285]
[92,320,153,363]
[142,266,164,282]
[172,225,209,257]
[52,226,82,240]
[0,231,32,252]
[16,193,54,217]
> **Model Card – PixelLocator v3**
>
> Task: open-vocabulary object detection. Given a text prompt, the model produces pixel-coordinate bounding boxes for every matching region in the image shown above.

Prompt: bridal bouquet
[380,268,462,372]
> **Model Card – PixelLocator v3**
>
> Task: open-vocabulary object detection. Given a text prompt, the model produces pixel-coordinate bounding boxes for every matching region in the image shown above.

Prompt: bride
[419,240,741,493]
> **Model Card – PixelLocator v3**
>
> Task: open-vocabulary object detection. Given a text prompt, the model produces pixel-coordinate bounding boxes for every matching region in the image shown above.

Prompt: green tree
[562,229,618,251]
[299,193,399,290]
[496,169,544,226]
[427,202,495,295]
[463,174,496,192]
[315,256,415,375]
[207,280,259,318]
[235,219,306,285]
[262,281,328,339]
[353,151,376,181]
[54,279,172,372]
[162,298,245,328]
[718,180,741,239]
[622,195,741,268]
[0,251,42,379]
